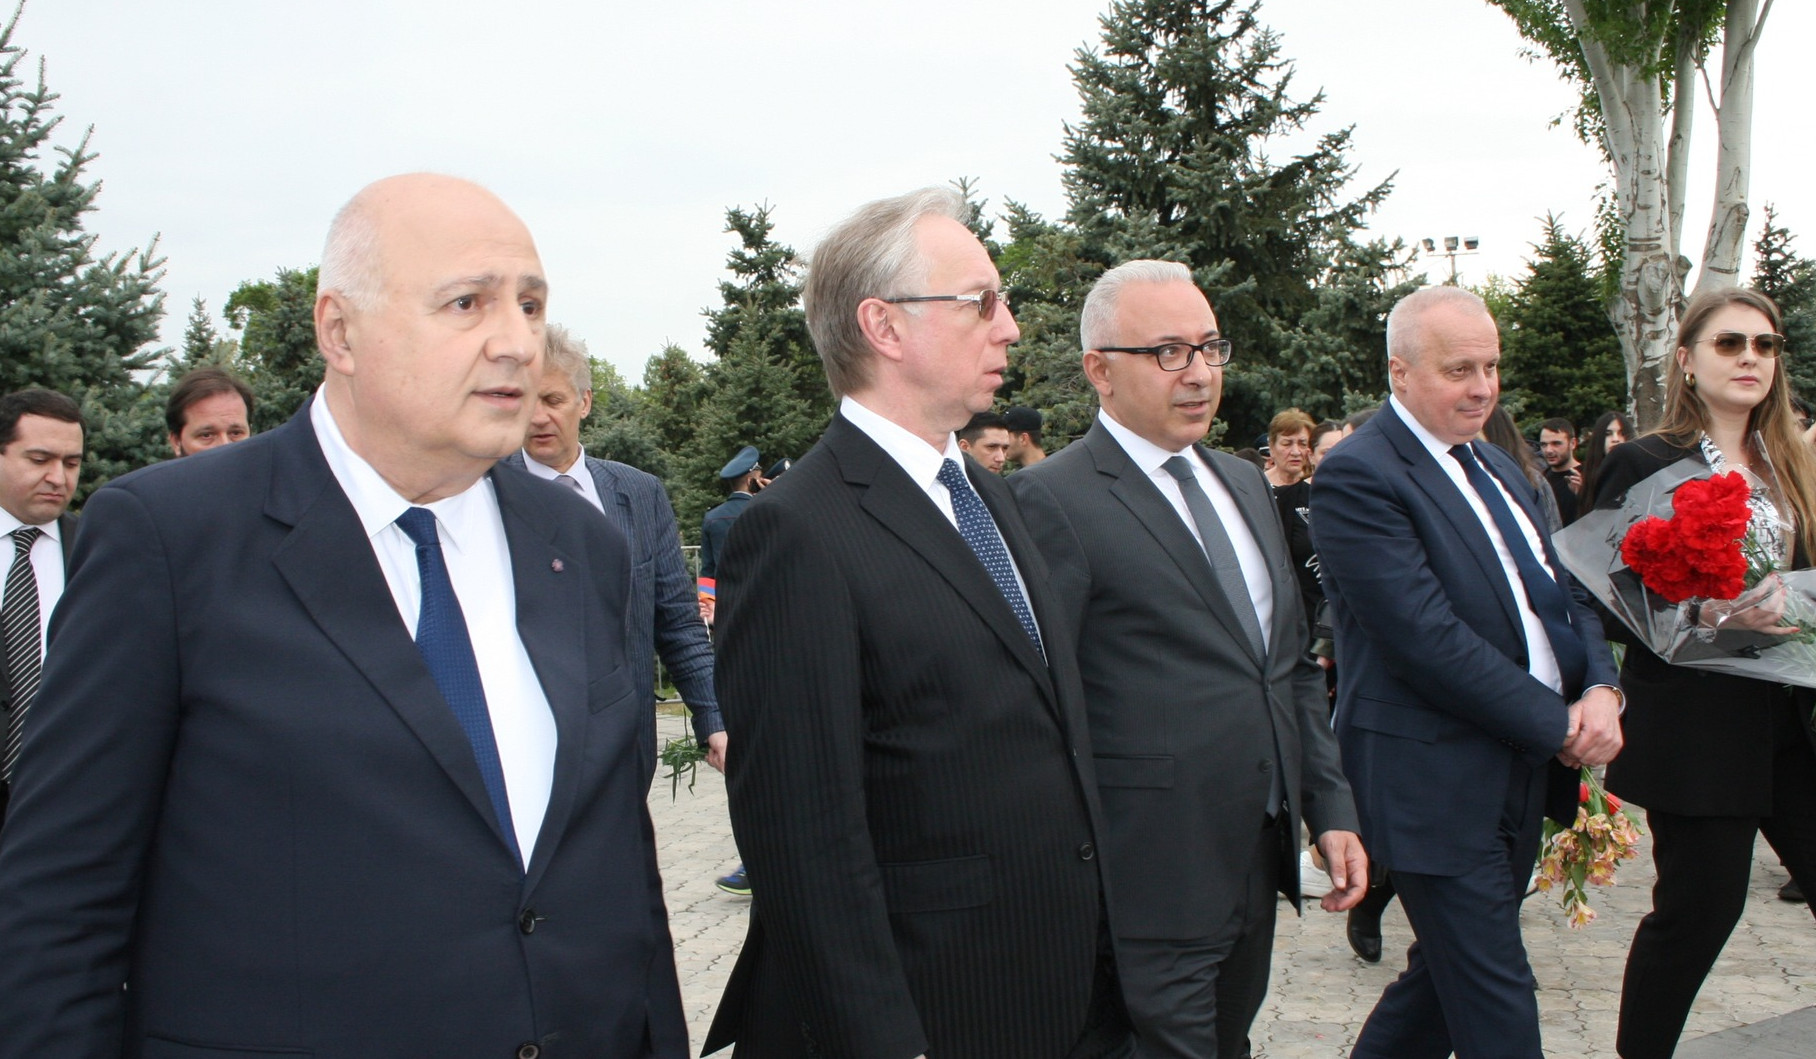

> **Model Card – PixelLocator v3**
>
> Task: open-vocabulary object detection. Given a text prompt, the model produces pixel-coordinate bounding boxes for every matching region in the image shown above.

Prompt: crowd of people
[0,174,1809,1059]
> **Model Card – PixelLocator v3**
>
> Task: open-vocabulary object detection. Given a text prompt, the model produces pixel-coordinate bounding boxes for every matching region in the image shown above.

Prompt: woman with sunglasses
[1594,287,1816,1059]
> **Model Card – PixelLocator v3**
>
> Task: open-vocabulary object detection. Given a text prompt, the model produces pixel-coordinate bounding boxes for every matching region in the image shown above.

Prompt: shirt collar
[1097,408,1197,474]
[840,395,967,487]
[1389,394,1463,463]
[0,508,59,540]
[310,387,494,553]
[519,448,586,481]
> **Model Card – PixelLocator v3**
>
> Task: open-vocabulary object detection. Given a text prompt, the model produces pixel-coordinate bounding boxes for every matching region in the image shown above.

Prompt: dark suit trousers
[1617,699,1816,1059]
[1352,761,1547,1059]
[1123,815,1282,1059]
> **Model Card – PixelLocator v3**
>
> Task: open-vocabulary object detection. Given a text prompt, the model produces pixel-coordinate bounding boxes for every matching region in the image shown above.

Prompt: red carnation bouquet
[1556,451,1816,688]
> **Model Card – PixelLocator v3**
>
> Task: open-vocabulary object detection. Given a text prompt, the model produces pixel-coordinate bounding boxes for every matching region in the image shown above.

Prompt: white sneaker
[1299,850,1332,896]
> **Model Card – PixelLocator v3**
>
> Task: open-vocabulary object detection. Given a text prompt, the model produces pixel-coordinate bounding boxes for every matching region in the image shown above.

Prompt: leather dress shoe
[1780,878,1806,903]
[1347,904,1383,963]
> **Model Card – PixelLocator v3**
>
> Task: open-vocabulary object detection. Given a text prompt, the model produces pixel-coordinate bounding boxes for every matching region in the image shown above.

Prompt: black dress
[1594,435,1816,1059]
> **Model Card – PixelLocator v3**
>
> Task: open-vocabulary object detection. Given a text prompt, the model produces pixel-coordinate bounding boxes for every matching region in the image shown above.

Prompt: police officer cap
[767,457,792,478]
[719,445,762,480]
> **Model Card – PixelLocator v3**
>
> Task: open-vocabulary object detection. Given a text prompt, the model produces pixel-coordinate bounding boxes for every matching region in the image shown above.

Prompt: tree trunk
[1692,0,1769,297]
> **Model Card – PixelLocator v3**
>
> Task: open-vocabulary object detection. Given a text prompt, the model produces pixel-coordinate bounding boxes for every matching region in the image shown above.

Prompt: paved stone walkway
[649,713,1816,1057]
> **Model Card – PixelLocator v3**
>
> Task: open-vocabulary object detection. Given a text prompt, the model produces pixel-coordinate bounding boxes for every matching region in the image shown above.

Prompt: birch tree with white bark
[1488,0,1772,426]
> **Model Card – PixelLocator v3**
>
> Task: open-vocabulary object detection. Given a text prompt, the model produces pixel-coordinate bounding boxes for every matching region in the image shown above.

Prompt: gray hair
[542,324,593,395]
[803,186,973,398]
[1386,285,1492,364]
[317,193,383,312]
[1079,260,1195,351]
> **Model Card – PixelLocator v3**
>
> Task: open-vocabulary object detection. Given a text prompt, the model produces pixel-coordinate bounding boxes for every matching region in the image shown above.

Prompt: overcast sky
[14,1,1812,381]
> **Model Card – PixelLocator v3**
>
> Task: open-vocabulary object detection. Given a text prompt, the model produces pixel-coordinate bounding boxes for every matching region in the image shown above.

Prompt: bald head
[1386,286,1494,367]
[314,174,548,502]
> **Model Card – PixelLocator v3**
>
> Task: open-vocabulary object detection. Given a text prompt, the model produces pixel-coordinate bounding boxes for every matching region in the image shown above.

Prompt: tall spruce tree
[579,357,665,476]
[0,9,167,495]
[1751,204,1816,400]
[1498,216,1627,433]
[673,206,830,539]
[640,344,708,537]
[224,267,323,432]
[1048,0,1394,442]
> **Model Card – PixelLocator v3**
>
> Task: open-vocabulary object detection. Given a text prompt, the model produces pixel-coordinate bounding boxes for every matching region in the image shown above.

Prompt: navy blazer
[1311,402,1619,876]
[0,405,686,1057]
[503,451,720,750]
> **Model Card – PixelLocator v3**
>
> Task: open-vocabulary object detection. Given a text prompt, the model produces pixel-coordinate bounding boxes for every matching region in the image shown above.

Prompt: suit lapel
[1378,405,1526,637]
[264,412,516,856]
[1087,427,1263,670]
[491,466,591,889]
[829,417,1056,703]
[584,457,637,544]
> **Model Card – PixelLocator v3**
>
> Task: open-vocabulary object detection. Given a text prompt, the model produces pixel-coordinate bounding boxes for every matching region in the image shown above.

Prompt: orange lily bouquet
[1536,768,1644,928]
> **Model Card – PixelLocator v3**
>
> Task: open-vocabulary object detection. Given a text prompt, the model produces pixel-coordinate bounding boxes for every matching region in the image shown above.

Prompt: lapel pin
[551,559,565,573]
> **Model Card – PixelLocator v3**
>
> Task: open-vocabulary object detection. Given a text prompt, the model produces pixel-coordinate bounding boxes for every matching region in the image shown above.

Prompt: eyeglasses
[1696,331,1785,358]
[1096,339,1233,371]
[882,289,1008,320]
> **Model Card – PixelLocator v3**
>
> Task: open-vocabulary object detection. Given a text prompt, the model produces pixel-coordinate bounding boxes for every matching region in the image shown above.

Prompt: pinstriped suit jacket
[703,414,1111,1059]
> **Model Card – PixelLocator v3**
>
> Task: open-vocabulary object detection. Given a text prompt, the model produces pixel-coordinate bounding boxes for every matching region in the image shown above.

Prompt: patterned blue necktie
[936,459,1043,657]
[395,507,521,864]
[1449,444,1589,693]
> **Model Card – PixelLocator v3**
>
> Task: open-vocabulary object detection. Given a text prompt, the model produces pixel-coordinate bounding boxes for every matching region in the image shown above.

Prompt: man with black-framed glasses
[1009,259,1364,1059]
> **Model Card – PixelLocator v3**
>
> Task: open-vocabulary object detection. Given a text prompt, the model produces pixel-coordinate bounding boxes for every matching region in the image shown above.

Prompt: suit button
[518,909,539,934]
[1078,842,1096,861]
[1258,759,1273,773]
[516,1045,540,1059]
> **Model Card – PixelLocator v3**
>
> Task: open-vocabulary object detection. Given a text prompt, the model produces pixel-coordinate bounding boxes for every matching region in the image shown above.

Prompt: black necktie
[2,526,45,784]
[936,460,1043,657]
[1448,443,1588,692]
[1162,456,1267,661]
[395,508,521,864]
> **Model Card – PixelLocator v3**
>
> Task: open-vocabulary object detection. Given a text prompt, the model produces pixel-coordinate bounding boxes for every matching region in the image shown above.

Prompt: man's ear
[578,388,594,421]
[856,298,906,366]
[1082,349,1114,399]
[316,292,357,376]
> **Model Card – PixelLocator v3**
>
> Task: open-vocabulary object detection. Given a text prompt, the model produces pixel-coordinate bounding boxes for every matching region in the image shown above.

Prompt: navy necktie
[395,507,521,864]
[3,526,44,783]
[936,459,1043,657]
[1448,443,1588,693]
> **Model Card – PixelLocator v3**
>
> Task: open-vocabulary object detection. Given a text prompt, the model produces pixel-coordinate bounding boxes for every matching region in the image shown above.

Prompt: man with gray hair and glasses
[1011,260,1364,1059]
[703,187,1129,1059]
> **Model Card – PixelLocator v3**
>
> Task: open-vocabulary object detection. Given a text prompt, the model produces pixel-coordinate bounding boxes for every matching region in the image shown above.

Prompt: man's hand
[1566,466,1583,495]
[1315,830,1369,912]
[705,731,728,773]
[699,596,716,626]
[1559,686,1622,768]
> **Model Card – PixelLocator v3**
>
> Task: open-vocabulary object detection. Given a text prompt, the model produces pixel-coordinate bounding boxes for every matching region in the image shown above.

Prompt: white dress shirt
[1096,410,1274,650]
[840,396,1040,637]
[1390,395,1562,694]
[521,448,606,514]
[0,509,65,655]
[313,392,556,865]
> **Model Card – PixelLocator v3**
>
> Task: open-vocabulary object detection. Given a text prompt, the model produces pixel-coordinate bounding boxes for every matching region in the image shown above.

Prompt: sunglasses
[882,289,1008,320]
[1695,331,1785,358]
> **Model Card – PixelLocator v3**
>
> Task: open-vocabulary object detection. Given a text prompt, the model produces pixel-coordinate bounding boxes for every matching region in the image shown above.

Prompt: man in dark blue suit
[1312,286,1622,1059]
[0,174,685,1057]
[505,324,722,774]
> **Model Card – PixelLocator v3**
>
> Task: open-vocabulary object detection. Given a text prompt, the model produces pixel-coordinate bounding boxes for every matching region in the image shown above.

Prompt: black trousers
[1617,701,1816,1058]
[1120,815,1282,1059]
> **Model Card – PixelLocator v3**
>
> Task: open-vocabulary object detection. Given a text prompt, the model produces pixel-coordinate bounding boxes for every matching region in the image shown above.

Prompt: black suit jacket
[0,406,686,1057]
[0,512,75,822]
[501,451,720,757]
[1596,435,1816,816]
[1312,403,1618,876]
[1010,423,1358,940]
[703,414,1110,1059]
